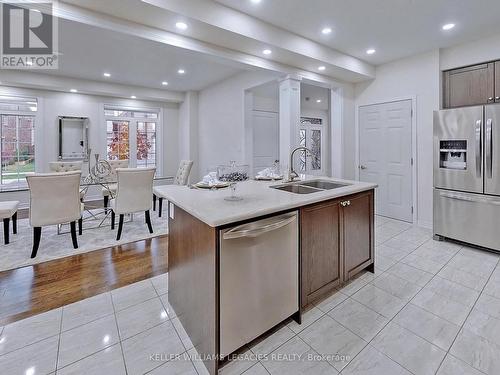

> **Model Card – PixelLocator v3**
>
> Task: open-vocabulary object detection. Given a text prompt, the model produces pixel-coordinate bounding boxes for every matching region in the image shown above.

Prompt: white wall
[354,50,440,227]
[178,91,199,181]
[0,85,180,207]
[440,33,500,71]
[341,84,356,179]
[253,95,278,112]
[197,70,280,177]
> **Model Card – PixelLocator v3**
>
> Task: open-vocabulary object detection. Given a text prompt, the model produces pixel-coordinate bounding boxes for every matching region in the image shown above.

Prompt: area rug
[0,208,168,272]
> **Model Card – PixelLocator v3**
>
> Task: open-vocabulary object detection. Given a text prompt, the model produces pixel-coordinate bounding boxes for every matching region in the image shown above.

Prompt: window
[0,97,37,187]
[104,107,159,169]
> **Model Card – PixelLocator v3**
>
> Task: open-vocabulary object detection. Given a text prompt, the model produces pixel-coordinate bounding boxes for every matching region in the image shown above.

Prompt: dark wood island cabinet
[159,180,376,375]
[300,190,374,307]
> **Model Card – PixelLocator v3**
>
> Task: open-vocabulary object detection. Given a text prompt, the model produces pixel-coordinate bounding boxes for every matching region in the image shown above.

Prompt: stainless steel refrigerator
[434,104,500,251]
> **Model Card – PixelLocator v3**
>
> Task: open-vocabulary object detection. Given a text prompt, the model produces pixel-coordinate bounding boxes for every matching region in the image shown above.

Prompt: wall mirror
[58,116,89,161]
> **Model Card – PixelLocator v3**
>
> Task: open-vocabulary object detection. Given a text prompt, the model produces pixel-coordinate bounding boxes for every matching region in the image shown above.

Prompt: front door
[299,116,326,176]
[359,100,413,222]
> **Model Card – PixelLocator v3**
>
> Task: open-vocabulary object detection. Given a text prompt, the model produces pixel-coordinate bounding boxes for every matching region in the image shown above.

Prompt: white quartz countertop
[154,176,377,227]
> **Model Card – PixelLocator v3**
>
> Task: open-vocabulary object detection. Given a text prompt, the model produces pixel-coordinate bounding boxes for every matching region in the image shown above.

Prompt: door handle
[486,118,493,179]
[475,119,482,178]
[359,165,367,170]
[223,213,296,239]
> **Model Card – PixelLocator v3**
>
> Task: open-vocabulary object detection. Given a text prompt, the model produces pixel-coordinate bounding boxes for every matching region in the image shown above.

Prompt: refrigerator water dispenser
[439,140,467,170]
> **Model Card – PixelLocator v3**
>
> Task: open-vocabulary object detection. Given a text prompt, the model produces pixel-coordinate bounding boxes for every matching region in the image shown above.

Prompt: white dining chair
[26,171,84,258]
[49,161,85,200]
[153,160,193,217]
[102,159,129,213]
[49,161,83,172]
[110,167,156,240]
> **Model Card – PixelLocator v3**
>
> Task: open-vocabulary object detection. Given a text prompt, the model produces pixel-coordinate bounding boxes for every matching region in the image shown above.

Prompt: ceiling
[41,18,247,91]
[59,0,374,82]
[215,0,500,65]
[301,84,329,111]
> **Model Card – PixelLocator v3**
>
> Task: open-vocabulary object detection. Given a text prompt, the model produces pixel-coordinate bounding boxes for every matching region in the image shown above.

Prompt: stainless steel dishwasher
[219,211,299,358]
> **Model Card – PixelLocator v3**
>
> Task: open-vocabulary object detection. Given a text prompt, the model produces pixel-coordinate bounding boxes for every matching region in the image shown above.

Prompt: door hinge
[410,157,414,166]
[411,206,414,214]
[411,108,413,117]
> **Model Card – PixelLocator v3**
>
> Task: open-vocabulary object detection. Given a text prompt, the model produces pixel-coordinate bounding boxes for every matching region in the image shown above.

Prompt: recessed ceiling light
[316,99,322,103]
[442,23,455,31]
[103,72,111,77]
[318,66,326,71]
[262,49,272,55]
[178,69,185,74]
[175,22,188,30]
[130,95,136,99]
[162,81,169,86]
[321,27,332,35]
[250,0,262,4]
[366,48,376,55]
[70,89,78,93]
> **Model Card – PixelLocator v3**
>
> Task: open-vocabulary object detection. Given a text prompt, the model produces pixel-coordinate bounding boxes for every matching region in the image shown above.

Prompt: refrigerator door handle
[439,191,500,205]
[475,119,482,178]
[486,118,493,179]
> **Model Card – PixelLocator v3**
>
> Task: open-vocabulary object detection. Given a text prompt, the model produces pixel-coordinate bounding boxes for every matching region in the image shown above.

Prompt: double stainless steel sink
[271,179,350,194]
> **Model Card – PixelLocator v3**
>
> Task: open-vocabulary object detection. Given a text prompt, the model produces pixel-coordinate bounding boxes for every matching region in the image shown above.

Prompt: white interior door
[252,110,279,175]
[359,100,413,222]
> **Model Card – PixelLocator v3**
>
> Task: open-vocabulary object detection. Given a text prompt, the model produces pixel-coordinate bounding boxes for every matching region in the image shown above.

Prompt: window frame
[0,97,38,188]
[103,105,162,174]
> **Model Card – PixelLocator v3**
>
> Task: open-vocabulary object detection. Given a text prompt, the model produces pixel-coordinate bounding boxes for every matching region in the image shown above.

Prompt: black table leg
[104,196,109,214]
[12,212,17,234]
[158,198,163,217]
[3,218,9,245]
[153,194,157,211]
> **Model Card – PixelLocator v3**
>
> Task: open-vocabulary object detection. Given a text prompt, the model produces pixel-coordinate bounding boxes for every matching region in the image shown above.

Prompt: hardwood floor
[0,235,168,326]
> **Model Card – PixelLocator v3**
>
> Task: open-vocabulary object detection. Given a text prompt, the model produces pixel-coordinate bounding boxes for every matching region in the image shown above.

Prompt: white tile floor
[1,216,500,374]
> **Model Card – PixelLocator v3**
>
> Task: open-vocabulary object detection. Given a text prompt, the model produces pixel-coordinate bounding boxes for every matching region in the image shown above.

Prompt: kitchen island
[155,176,377,374]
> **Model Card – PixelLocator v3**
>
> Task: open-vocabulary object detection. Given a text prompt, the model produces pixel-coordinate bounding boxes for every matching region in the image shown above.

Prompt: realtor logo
[0,1,59,69]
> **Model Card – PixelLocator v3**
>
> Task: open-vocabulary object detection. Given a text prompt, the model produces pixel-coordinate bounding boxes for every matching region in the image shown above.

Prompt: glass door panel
[136,121,156,168]
[106,120,130,160]
[298,127,324,175]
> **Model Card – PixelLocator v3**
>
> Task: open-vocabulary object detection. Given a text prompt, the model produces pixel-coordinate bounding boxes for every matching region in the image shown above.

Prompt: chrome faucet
[286,146,312,182]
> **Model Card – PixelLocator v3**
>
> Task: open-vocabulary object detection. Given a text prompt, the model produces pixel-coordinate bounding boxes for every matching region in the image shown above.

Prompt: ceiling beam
[52,1,372,83]
[0,71,185,102]
[142,0,375,78]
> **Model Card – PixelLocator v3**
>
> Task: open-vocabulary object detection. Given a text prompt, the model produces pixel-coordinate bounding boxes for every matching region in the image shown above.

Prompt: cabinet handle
[496,96,500,102]
[340,200,351,207]
[488,97,494,102]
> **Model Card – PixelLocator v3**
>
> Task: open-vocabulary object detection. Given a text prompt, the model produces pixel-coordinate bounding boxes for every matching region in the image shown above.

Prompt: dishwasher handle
[223,213,297,240]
